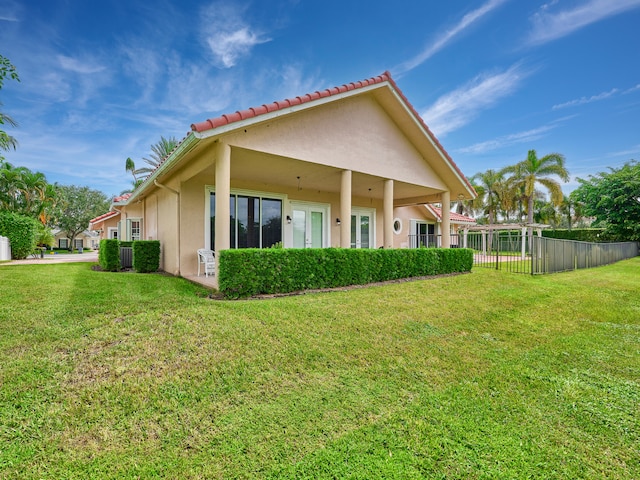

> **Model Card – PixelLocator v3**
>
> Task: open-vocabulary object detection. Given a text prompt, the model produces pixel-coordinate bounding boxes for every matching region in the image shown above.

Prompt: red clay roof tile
[190,72,391,133]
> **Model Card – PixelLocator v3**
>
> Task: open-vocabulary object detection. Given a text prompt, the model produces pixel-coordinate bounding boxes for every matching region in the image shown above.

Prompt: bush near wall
[542,228,616,242]
[132,240,160,273]
[218,248,473,299]
[98,239,120,271]
[0,211,39,259]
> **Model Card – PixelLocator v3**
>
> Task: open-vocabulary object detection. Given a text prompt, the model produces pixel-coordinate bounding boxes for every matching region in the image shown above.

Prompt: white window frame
[289,200,331,249]
[127,218,143,241]
[350,207,376,249]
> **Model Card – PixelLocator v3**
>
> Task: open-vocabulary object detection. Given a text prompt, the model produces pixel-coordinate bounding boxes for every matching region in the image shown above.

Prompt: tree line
[1,54,110,257]
[463,150,639,242]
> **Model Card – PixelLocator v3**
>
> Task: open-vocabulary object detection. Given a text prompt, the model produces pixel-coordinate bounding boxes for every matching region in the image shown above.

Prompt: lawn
[0,259,638,479]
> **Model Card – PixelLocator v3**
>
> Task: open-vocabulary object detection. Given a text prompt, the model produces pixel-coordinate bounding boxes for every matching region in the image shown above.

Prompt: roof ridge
[191,71,392,133]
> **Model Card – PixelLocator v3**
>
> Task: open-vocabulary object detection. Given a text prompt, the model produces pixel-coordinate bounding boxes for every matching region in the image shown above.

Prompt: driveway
[0,252,99,265]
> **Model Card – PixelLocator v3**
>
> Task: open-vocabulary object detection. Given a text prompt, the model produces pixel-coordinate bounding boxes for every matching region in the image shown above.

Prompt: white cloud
[200,2,271,68]
[57,55,106,74]
[624,84,640,94]
[458,124,557,154]
[552,88,619,110]
[527,0,640,45]
[421,63,532,137]
[394,0,508,75]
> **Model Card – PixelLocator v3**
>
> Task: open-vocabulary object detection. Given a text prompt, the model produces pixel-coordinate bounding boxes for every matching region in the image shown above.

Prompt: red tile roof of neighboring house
[112,193,132,203]
[89,210,119,225]
[427,205,476,224]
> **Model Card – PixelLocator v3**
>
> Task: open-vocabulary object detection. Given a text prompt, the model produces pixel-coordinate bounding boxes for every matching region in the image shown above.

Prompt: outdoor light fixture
[336,218,341,225]
[286,215,292,224]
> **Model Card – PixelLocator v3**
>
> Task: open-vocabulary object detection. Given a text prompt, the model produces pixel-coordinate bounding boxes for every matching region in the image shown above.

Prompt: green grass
[1,259,639,479]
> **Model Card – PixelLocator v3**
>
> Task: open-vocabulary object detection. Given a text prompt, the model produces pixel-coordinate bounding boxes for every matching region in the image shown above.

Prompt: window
[210,191,282,250]
[130,220,141,241]
[74,239,83,250]
[393,218,402,235]
[59,238,68,249]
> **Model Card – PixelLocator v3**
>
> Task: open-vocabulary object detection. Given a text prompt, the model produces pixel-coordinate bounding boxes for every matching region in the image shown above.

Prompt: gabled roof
[89,210,119,226]
[191,73,391,132]
[125,71,476,204]
[426,205,477,225]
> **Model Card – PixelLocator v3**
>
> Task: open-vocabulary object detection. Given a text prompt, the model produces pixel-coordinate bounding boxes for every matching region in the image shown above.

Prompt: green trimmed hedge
[218,247,473,299]
[0,211,39,259]
[132,240,160,273]
[98,239,120,271]
[542,228,617,242]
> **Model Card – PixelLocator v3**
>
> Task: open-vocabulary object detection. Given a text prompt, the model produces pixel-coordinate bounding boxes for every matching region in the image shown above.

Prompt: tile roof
[191,72,392,133]
[89,210,119,225]
[188,71,474,194]
[112,193,132,203]
[428,205,476,224]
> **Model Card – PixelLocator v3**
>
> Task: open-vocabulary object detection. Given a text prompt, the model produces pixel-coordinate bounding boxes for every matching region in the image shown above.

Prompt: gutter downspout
[154,180,181,275]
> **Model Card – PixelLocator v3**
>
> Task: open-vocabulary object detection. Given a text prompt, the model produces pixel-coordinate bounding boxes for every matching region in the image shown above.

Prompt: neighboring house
[52,229,100,250]
[99,71,477,285]
[89,194,132,241]
[398,204,477,248]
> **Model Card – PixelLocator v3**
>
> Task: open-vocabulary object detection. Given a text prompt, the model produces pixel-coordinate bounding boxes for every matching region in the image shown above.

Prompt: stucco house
[89,193,131,241]
[52,229,100,250]
[96,72,476,285]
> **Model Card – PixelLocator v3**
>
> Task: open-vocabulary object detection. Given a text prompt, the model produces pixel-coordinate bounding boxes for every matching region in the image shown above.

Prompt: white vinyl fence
[0,236,10,261]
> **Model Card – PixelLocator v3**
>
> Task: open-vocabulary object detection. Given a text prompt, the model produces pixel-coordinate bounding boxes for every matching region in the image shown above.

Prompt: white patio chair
[197,248,216,277]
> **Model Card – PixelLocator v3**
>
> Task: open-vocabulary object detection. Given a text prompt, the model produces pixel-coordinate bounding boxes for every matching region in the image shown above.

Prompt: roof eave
[123,132,200,205]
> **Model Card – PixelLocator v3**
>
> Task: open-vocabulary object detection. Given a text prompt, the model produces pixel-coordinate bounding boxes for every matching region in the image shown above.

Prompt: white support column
[340,170,352,248]
[521,226,527,260]
[215,141,231,255]
[441,191,451,248]
[383,179,394,249]
[463,228,468,249]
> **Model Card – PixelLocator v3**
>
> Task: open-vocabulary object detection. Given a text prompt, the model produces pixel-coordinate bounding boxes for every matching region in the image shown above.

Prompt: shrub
[0,211,39,259]
[218,248,473,299]
[542,228,617,242]
[132,240,160,273]
[99,239,120,271]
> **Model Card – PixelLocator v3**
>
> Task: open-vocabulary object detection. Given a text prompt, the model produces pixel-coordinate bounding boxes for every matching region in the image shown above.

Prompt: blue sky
[1,0,639,199]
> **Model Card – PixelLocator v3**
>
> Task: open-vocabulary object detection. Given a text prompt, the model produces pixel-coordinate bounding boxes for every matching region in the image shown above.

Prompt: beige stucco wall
[222,95,446,191]
[131,89,470,278]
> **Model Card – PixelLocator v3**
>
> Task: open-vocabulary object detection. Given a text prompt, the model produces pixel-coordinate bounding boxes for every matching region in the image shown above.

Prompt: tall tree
[53,185,110,249]
[558,195,582,230]
[570,160,640,241]
[0,54,20,156]
[144,136,178,169]
[503,149,569,226]
[470,169,507,225]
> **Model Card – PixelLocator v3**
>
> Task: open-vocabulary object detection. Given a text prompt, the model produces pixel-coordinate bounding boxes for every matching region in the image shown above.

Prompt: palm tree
[503,150,569,226]
[136,136,179,177]
[470,169,507,225]
[0,104,19,152]
[559,195,582,230]
[123,136,179,189]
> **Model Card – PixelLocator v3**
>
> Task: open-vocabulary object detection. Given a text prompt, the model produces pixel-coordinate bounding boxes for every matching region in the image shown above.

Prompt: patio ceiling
[230,146,444,204]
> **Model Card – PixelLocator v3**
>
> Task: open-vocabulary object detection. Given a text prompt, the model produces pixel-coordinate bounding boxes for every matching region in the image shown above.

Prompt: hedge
[542,228,618,242]
[218,247,473,299]
[132,240,160,273]
[98,239,120,271]
[0,211,39,259]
